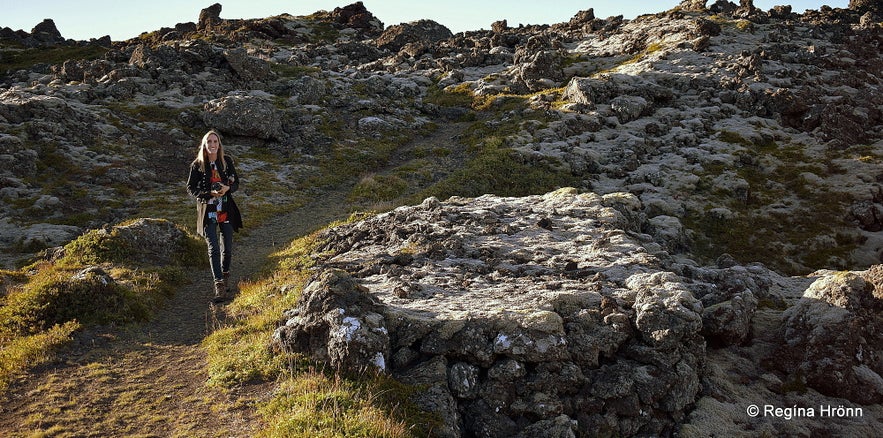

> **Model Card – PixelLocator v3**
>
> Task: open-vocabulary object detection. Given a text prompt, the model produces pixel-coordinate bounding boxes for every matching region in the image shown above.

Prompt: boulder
[331,1,384,35]
[779,268,883,404]
[0,218,81,250]
[375,19,453,52]
[202,94,283,140]
[850,0,883,14]
[198,3,223,32]
[224,48,271,82]
[273,269,391,371]
[610,95,651,123]
[274,190,714,436]
[514,49,566,91]
[30,19,64,44]
[679,1,708,12]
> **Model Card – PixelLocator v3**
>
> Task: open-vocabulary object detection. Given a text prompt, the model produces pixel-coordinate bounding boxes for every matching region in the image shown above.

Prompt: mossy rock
[62,218,204,268]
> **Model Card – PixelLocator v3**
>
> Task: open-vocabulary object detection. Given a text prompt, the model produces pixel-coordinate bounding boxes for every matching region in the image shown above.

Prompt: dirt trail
[0,121,469,436]
[0,190,351,437]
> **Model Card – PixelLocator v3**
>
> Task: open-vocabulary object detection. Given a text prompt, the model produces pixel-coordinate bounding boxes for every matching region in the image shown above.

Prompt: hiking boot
[223,271,235,295]
[212,280,229,303]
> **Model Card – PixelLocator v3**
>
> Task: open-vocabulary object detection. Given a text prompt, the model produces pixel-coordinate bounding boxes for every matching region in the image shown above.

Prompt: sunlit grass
[258,370,423,438]
[204,217,435,437]
[0,321,79,394]
[0,219,203,396]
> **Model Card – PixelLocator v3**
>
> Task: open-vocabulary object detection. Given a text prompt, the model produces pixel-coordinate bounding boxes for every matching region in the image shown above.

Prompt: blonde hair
[193,129,226,173]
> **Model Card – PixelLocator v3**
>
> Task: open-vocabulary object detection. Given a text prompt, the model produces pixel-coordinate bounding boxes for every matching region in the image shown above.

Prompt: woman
[187,129,243,303]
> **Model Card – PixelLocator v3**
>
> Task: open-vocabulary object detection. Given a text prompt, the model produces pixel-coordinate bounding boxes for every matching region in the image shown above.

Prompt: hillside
[1,1,882,436]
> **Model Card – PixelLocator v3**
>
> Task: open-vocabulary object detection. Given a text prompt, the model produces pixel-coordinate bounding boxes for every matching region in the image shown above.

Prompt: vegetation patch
[424,83,475,108]
[350,174,409,203]
[0,321,79,394]
[0,218,201,395]
[312,133,411,189]
[687,133,857,274]
[270,63,321,78]
[259,370,438,438]
[0,45,108,73]
[61,219,204,268]
[204,216,435,436]
[414,109,578,200]
[417,135,577,199]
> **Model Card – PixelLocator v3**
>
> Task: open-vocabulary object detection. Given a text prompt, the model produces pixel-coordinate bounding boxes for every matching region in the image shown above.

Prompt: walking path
[0,190,350,437]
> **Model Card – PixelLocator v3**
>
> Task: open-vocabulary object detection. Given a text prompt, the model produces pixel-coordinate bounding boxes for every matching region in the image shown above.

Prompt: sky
[2,0,850,42]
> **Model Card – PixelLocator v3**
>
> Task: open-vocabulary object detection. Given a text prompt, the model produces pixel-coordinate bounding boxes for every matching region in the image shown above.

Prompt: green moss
[62,229,135,266]
[687,135,856,274]
[60,219,204,268]
[424,83,475,108]
[718,130,753,146]
[0,45,108,73]
[417,135,578,200]
[474,94,528,112]
[632,41,663,61]
[350,174,409,203]
[735,19,754,32]
[311,133,411,189]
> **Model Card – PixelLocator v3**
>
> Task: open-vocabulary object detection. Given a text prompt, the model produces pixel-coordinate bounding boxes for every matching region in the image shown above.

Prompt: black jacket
[186,155,243,236]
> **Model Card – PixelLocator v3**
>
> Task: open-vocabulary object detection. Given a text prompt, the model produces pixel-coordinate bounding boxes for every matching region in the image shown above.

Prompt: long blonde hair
[193,129,226,173]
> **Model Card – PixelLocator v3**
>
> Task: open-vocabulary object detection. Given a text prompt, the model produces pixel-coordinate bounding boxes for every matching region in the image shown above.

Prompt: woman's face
[204,134,220,155]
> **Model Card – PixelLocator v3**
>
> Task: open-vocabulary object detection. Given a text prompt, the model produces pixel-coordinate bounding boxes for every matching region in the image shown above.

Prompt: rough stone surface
[4,3,883,435]
[223,48,271,82]
[375,19,453,52]
[779,268,883,404]
[274,190,731,435]
[198,3,223,32]
[201,94,283,140]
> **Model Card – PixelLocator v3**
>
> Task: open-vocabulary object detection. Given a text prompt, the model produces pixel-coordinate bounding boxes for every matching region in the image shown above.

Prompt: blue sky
[2,1,850,41]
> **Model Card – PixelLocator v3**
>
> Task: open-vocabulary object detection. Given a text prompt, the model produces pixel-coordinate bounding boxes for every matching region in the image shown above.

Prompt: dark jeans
[204,220,233,282]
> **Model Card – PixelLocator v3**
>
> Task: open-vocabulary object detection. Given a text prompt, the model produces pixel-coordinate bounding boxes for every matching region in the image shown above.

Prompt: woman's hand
[211,184,229,197]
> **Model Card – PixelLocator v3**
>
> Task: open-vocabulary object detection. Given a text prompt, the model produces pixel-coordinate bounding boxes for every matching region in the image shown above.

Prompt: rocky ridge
[1,1,881,274]
[2,1,883,436]
[273,188,883,436]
